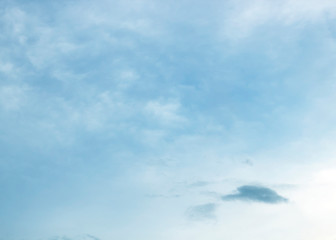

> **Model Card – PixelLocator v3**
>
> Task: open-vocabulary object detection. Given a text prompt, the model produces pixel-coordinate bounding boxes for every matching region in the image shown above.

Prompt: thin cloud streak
[186,203,217,220]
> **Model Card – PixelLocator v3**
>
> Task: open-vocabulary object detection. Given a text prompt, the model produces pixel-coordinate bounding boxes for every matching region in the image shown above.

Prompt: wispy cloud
[49,235,101,240]
[221,0,336,40]
[188,181,211,188]
[186,203,217,220]
[222,185,288,204]
[1,0,336,239]
[145,100,187,126]
[0,84,29,111]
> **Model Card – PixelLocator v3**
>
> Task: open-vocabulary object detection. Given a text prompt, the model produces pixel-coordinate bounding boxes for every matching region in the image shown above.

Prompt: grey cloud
[222,185,288,204]
[187,203,217,220]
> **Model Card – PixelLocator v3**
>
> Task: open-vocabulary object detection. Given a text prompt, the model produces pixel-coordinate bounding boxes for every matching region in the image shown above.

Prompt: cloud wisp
[222,185,288,204]
[186,203,217,220]
[49,235,101,240]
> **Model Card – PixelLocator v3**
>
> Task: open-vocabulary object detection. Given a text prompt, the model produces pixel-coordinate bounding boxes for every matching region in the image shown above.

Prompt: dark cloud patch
[222,185,288,204]
[187,203,217,220]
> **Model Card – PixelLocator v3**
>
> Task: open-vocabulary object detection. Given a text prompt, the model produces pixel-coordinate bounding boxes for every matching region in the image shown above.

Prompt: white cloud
[145,100,187,126]
[221,0,336,40]
[0,61,14,75]
[0,84,29,111]
[116,69,138,89]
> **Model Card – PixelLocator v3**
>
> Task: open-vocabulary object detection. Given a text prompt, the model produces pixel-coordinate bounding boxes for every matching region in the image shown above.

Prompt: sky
[1,0,336,239]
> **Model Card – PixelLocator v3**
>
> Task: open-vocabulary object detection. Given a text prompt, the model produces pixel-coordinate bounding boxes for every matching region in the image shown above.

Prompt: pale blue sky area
[1,0,336,240]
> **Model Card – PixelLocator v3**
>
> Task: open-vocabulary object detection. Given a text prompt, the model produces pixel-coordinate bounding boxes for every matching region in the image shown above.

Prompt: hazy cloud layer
[1,0,336,239]
[222,185,288,204]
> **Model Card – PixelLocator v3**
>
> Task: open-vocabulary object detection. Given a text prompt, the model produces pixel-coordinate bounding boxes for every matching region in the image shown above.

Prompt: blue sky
[1,0,336,239]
